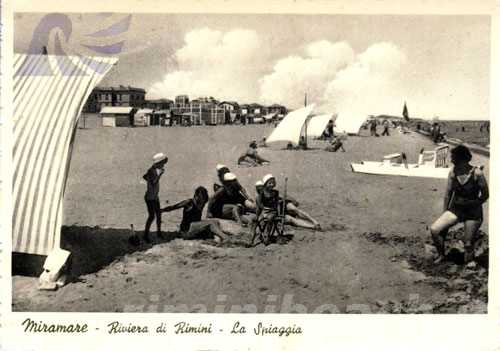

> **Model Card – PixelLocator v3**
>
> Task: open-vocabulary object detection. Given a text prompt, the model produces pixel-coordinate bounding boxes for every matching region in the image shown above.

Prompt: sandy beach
[12,124,489,313]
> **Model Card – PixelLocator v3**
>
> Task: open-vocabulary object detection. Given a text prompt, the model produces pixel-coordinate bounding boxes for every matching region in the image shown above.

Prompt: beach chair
[418,144,449,168]
[251,179,288,246]
[251,199,287,246]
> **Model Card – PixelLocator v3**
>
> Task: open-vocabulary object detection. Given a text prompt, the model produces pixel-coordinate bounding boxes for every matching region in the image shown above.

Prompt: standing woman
[430,145,489,263]
[143,153,168,243]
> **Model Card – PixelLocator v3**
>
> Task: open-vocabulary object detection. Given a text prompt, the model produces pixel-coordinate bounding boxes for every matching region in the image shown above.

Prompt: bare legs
[286,203,320,229]
[145,199,162,242]
[430,211,482,262]
[430,211,458,256]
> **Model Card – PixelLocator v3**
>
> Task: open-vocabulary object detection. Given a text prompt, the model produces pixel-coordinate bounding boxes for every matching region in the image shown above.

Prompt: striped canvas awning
[13,54,117,255]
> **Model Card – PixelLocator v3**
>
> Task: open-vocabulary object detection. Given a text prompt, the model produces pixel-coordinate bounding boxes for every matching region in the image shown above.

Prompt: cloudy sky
[14,13,490,119]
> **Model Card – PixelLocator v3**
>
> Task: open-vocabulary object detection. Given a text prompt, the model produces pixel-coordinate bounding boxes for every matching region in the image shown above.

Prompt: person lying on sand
[208,172,256,226]
[237,141,270,166]
[325,136,345,152]
[255,178,321,230]
[256,174,320,230]
[258,137,268,147]
[162,187,247,245]
[430,145,489,264]
[286,136,308,150]
[142,153,168,243]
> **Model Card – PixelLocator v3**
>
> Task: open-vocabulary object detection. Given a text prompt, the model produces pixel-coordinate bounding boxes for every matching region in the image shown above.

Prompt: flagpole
[304,92,308,149]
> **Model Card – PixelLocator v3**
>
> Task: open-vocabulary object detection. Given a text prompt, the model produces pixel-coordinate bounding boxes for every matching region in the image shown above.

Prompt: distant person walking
[430,145,489,263]
[381,119,390,136]
[142,153,168,243]
[370,119,378,137]
[432,122,442,143]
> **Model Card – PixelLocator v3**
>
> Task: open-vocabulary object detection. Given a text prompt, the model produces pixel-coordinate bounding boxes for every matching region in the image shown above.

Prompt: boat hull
[351,161,450,179]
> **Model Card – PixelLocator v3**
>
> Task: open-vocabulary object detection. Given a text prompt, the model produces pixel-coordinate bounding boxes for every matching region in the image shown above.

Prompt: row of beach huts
[82,86,288,127]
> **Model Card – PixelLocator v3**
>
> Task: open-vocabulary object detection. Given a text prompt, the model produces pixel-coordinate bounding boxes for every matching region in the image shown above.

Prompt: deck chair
[418,144,449,168]
[251,199,287,246]
[251,179,288,246]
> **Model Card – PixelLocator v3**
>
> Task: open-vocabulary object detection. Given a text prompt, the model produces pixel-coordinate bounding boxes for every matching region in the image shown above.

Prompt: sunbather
[325,136,345,152]
[237,141,270,166]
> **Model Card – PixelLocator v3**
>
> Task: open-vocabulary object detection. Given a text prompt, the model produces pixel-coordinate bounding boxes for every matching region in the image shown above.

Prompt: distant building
[267,104,287,116]
[82,91,99,113]
[219,101,240,124]
[100,106,136,127]
[175,95,190,107]
[172,95,224,125]
[219,101,239,111]
[240,104,250,116]
[83,85,146,112]
[249,103,265,116]
[144,98,174,111]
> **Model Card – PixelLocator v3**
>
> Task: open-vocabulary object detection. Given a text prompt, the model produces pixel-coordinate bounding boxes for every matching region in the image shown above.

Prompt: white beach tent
[267,104,315,145]
[334,112,368,135]
[306,113,334,138]
[13,54,117,257]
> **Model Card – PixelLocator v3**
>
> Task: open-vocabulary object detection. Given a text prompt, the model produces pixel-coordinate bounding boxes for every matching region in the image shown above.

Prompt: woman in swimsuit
[430,145,489,263]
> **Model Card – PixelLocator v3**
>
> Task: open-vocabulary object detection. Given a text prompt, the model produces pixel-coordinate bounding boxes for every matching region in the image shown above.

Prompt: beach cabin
[153,109,172,126]
[268,104,287,119]
[203,106,226,125]
[134,108,154,127]
[100,106,135,127]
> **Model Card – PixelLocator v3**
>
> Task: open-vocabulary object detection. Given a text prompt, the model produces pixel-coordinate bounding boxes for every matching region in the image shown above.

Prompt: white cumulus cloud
[148,28,263,101]
[259,41,354,106]
[322,42,408,117]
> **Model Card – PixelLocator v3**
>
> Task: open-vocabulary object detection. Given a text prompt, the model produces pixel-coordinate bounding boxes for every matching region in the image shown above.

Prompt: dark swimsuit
[260,189,280,212]
[180,199,203,233]
[448,167,483,221]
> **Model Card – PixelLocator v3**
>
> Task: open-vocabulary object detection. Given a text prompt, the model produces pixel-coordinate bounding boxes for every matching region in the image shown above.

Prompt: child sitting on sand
[256,174,320,230]
[255,177,321,230]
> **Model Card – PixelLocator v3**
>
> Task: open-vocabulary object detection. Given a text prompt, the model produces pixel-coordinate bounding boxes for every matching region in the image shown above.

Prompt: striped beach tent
[13,54,117,256]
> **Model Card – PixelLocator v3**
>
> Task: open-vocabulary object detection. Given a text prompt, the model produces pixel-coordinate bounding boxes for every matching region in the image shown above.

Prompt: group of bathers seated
[161,164,321,245]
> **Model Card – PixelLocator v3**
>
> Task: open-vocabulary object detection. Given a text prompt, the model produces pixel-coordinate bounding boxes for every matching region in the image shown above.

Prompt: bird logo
[16,13,131,77]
